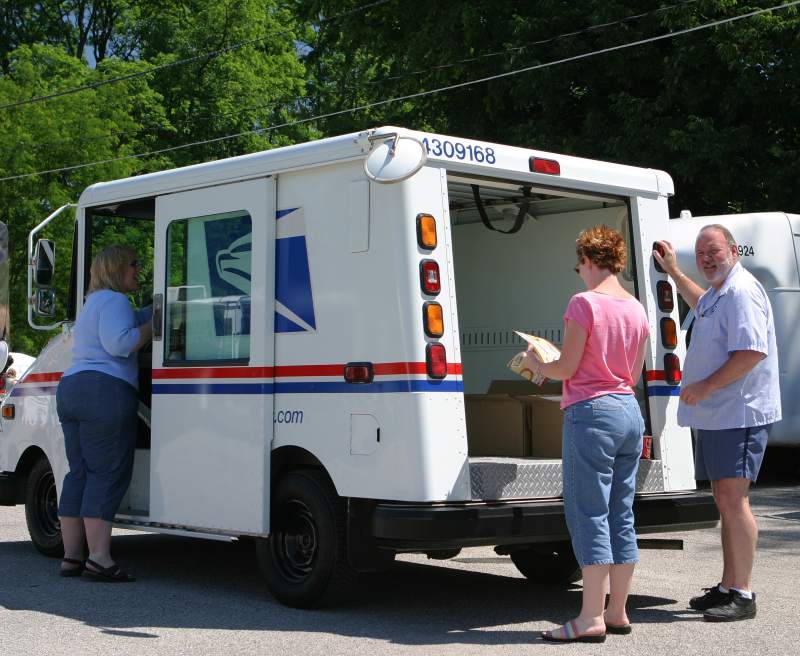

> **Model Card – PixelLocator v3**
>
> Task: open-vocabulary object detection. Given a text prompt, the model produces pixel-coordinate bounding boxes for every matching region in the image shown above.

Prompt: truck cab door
[150,178,275,534]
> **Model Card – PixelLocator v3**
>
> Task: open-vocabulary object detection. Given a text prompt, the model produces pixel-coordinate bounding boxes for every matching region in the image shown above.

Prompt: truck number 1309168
[421,137,496,164]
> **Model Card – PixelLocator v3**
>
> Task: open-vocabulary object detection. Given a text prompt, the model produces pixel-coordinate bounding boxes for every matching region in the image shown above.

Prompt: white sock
[718,584,729,593]
[730,587,752,599]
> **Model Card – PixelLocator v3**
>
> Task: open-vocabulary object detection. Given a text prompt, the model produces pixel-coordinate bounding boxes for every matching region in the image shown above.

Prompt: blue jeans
[56,370,138,521]
[562,393,644,568]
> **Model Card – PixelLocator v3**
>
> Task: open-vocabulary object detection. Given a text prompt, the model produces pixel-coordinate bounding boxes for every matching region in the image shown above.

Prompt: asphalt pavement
[1,457,798,656]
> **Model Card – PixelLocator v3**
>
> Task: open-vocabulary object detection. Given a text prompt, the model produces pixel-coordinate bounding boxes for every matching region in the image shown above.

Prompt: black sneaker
[703,591,757,622]
[689,584,731,611]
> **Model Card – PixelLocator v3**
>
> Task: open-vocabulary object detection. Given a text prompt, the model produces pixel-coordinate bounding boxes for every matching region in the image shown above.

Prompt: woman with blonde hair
[56,244,152,582]
[537,225,650,642]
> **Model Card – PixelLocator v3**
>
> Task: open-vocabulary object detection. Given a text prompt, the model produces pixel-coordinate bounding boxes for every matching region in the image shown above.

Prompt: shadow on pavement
[0,532,691,646]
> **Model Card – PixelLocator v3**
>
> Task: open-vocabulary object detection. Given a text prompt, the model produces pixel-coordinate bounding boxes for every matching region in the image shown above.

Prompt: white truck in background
[666,211,800,448]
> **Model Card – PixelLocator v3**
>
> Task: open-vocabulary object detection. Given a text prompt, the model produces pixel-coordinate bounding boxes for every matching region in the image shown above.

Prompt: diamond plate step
[470,457,664,500]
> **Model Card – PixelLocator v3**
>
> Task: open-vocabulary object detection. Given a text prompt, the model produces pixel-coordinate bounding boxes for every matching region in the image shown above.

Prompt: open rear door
[150,178,275,534]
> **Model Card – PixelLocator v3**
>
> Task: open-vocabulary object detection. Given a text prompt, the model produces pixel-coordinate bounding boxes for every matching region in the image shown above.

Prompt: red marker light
[426,344,447,379]
[420,260,441,295]
[344,362,374,384]
[529,157,561,175]
[664,353,682,385]
[657,281,674,312]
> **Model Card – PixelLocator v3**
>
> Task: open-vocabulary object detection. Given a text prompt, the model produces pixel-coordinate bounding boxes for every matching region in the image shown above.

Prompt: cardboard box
[464,394,529,457]
[465,381,564,458]
[520,394,563,458]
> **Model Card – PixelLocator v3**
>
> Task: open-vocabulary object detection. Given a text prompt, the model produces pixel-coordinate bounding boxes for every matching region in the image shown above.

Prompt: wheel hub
[35,471,60,537]
[273,499,317,582]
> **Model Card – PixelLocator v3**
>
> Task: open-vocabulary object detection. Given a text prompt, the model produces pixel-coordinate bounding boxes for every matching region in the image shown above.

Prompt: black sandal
[82,558,136,583]
[59,557,85,578]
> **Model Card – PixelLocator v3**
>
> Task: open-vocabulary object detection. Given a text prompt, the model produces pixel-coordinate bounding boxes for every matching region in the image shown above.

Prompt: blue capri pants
[56,370,138,522]
[562,393,644,568]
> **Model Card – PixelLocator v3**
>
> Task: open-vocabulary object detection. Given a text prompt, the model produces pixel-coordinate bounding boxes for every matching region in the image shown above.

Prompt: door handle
[152,293,163,341]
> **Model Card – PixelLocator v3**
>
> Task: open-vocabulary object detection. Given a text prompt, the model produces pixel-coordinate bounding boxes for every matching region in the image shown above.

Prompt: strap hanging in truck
[471,185,530,234]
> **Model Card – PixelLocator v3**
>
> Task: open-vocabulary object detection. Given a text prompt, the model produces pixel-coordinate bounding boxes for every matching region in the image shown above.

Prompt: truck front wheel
[509,541,581,585]
[24,457,63,556]
[256,469,356,608]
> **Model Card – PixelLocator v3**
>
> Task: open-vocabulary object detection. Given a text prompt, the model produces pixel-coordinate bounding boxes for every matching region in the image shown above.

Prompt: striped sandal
[541,619,607,643]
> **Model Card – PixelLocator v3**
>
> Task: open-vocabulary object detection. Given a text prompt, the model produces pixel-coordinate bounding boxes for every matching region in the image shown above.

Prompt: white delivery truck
[666,211,800,448]
[0,127,718,607]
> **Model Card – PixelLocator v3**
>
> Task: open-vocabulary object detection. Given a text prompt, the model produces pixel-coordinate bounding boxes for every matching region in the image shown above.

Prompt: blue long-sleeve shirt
[63,290,152,389]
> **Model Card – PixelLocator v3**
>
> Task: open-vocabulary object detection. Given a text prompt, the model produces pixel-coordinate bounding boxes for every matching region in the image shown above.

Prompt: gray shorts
[694,424,771,482]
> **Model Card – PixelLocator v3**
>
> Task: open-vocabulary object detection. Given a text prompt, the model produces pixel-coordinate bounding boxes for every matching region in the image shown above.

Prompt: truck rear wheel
[256,469,357,608]
[510,541,581,585]
[24,457,63,556]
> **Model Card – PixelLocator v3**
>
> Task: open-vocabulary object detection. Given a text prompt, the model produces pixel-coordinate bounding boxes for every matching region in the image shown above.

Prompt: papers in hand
[507,331,561,385]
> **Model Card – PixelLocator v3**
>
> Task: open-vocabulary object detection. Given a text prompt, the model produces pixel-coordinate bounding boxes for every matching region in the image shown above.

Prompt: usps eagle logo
[275,207,316,333]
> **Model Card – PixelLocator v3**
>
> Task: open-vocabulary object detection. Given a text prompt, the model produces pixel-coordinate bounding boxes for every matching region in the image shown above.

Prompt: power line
[2,2,695,155]
[2,0,694,155]
[5,95,307,154]
[365,0,700,86]
[0,0,393,111]
[1,0,797,184]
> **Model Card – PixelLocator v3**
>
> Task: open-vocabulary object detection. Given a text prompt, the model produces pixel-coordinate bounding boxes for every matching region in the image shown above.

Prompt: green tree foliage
[0,44,168,353]
[0,1,311,353]
[301,0,800,214]
[2,0,799,355]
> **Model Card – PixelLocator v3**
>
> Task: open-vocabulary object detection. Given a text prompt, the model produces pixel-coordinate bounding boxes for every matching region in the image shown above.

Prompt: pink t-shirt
[560,291,650,409]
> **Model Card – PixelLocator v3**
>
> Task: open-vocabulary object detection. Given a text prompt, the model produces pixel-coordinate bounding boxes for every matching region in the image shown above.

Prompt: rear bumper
[0,471,21,506]
[372,491,719,550]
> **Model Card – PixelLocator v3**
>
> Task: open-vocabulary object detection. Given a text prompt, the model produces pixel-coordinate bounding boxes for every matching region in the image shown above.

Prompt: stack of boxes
[465,379,564,458]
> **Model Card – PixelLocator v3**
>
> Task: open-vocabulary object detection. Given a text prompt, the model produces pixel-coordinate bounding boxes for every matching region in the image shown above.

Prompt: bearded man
[654,224,781,622]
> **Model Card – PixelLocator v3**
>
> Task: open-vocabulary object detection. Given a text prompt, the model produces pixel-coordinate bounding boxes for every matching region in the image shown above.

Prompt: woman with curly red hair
[535,225,650,642]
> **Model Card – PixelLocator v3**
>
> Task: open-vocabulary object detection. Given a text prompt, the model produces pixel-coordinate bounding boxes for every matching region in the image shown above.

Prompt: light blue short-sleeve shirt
[63,290,152,390]
[678,262,781,430]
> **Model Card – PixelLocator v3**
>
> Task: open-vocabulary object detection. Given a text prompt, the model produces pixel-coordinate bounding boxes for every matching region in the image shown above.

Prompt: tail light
[660,317,678,349]
[664,353,682,385]
[529,157,561,175]
[419,260,441,295]
[423,302,444,338]
[656,281,674,312]
[426,343,447,379]
[344,362,374,384]
[641,436,653,459]
[416,213,437,249]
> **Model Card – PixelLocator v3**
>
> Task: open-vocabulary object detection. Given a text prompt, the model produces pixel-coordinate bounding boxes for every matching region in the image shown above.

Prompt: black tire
[510,541,581,585]
[256,469,357,608]
[24,457,63,557]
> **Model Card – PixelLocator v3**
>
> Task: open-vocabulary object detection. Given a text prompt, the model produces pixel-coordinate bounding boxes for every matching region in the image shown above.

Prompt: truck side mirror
[34,289,56,317]
[34,239,55,287]
[0,340,8,371]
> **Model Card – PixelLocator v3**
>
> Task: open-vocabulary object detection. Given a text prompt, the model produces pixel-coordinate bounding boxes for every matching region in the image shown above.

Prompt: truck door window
[164,210,252,364]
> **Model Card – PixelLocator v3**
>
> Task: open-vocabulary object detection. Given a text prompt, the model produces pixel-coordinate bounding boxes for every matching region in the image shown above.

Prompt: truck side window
[164,211,252,364]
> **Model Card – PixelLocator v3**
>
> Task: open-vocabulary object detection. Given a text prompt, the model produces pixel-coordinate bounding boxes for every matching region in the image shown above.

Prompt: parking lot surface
[1,469,798,656]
